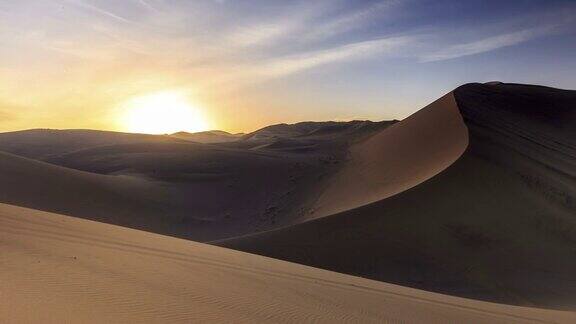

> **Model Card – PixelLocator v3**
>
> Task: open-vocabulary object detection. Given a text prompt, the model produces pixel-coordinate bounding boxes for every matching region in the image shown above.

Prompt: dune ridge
[220,83,576,308]
[307,92,468,219]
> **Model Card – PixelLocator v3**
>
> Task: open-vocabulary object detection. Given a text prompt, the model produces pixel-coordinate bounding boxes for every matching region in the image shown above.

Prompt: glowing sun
[119,91,210,134]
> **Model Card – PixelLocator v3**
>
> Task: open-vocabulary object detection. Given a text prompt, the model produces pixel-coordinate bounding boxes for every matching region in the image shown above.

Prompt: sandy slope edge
[308,92,467,219]
[1,202,574,323]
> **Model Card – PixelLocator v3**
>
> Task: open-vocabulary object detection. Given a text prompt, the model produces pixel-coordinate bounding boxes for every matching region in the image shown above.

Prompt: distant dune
[0,121,391,241]
[220,83,576,308]
[241,120,387,141]
[0,128,181,160]
[2,202,573,323]
[171,130,244,143]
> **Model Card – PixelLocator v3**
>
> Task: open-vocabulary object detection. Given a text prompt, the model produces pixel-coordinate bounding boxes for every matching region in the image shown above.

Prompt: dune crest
[309,92,468,219]
[221,83,576,308]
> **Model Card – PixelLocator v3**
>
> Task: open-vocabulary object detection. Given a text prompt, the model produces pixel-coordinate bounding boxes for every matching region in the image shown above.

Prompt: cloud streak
[262,36,410,77]
[65,0,136,24]
[137,0,161,13]
[420,25,559,62]
[303,0,403,42]
[191,35,412,93]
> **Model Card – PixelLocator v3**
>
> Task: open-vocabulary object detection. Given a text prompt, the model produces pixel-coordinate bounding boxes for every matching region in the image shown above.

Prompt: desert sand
[1,202,574,323]
[0,128,182,160]
[220,83,576,308]
[0,120,391,241]
[305,91,468,219]
[1,83,576,318]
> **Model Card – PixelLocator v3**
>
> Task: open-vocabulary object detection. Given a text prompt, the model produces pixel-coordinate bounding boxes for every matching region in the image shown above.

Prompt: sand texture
[1,202,574,323]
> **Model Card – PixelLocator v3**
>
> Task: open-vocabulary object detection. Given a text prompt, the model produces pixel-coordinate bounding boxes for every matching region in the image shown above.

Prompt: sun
[119,91,210,134]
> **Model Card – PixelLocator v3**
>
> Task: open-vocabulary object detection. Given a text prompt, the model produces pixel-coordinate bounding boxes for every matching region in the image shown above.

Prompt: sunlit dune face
[119,91,210,134]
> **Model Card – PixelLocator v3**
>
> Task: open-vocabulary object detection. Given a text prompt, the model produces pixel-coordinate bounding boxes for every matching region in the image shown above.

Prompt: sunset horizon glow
[1,1,575,134]
[118,90,211,135]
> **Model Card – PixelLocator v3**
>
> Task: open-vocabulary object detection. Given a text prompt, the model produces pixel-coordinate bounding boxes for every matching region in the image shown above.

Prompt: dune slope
[0,129,180,160]
[1,202,574,323]
[0,148,324,241]
[0,150,207,237]
[0,121,391,241]
[220,83,576,308]
[307,92,468,219]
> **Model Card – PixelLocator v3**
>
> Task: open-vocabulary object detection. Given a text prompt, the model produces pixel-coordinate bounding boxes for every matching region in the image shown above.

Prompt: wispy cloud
[303,0,403,42]
[226,23,294,47]
[262,36,410,77]
[222,1,330,48]
[191,35,412,93]
[137,0,161,13]
[420,25,559,62]
[65,0,136,24]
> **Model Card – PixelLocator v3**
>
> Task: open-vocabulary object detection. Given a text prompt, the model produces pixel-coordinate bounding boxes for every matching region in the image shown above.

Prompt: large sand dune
[220,83,576,308]
[0,148,312,241]
[306,92,468,219]
[1,202,573,323]
[0,121,390,241]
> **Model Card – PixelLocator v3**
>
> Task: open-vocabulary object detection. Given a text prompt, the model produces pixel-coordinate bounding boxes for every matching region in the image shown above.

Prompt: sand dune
[1,202,574,323]
[0,148,310,241]
[241,120,390,141]
[220,83,576,308]
[171,130,244,143]
[0,150,203,236]
[0,129,180,160]
[307,92,468,219]
[2,83,575,312]
[0,121,390,241]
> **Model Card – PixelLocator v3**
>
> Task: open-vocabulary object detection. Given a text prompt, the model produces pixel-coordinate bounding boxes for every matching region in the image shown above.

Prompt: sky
[1,0,575,133]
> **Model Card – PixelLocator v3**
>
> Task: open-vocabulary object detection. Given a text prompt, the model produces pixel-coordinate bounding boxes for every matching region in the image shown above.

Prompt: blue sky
[1,0,575,132]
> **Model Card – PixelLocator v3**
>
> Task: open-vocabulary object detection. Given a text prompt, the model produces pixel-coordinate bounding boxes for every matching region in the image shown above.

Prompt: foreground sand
[1,203,574,323]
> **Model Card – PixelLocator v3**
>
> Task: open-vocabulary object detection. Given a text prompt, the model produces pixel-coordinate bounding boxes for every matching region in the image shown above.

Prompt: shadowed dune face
[220,83,576,309]
[455,83,576,212]
[0,121,391,241]
[0,129,182,160]
[2,202,574,323]
[0,148,324,241]
[0,150,198,236]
